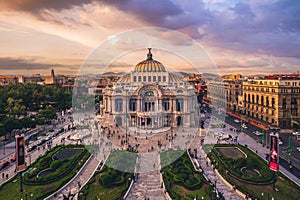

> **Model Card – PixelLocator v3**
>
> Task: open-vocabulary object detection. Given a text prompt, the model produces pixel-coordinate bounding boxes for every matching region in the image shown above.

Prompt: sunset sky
[0,0,299,75]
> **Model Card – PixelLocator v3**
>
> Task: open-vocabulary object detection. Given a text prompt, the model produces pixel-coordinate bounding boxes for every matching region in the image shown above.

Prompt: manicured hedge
[162,151,213,199]
[209,144,276,185]
[23,145,89,186]
[78,165,133,200]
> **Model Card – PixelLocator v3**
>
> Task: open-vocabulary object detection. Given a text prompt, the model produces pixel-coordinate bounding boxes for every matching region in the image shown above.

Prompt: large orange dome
[134,48,166,72]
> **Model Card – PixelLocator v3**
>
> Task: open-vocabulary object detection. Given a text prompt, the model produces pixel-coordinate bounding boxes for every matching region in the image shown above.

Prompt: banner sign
[16,135,26,171]
[269,133,279,171]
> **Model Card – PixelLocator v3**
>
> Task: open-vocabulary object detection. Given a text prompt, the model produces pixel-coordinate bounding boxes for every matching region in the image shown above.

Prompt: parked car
[28,145,37,152]
[253,131,263,136]
[0,161,10,170]
[10,156,16,162]
[234,119,240,123]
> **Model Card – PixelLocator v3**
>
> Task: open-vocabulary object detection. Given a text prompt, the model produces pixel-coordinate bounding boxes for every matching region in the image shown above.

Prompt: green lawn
[215,146,246,159]
[209,144,300,200]
[0,145,90,200]
[161,150,215,200]
[105,150,137,173]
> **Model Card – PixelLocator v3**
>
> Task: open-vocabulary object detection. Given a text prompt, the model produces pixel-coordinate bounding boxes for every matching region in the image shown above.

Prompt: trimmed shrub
[50,160,63,169]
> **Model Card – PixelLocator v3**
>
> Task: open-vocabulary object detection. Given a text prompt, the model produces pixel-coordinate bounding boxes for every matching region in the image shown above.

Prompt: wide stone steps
[126,152,166,200]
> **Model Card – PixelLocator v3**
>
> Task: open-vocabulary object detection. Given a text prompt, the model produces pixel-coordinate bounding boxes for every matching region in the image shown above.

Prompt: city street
[0,114,74,186]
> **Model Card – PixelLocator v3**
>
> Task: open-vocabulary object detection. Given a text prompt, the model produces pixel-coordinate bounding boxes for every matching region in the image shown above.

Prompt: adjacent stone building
[239,75,300,128]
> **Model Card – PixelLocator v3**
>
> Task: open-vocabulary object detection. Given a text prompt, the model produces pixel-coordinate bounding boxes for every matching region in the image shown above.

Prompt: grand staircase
[126,152,166,200]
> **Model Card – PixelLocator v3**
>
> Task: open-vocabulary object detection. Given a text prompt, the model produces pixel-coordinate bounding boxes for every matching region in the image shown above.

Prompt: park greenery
[161,150,216,200]
[78,165,133,200]
[78,150,136,200]
[0,144,90,200]
[208,144,300,200]
[0,83,72,140]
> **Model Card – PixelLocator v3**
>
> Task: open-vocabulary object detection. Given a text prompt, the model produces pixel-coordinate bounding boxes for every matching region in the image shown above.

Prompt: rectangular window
[148,76,151,82]
[143,76,146,82]
[163,76,166,82]
[133,76,136,82]
[158,76,161,82]
[153,76,156,81]
[176,99,184,112]
[138,76,141,82]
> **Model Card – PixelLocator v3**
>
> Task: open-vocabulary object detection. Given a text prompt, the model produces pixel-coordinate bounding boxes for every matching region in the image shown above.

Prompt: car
[253,131,263,136]
[28,145,37,152]
[292,131,299,136]
[241,124,247,129]
[234,119,240,123]
[297,147,300,152]
[279,138,283,145]
[0,161,10,170]
[10,156,16,162]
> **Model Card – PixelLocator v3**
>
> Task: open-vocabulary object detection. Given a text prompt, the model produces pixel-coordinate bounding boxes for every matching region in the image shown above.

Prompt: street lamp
[125,89,129,146]
[2,140,5,155]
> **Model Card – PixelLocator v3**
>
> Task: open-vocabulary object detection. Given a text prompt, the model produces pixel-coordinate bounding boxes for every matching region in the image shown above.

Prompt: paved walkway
[190,137,244,200]
[126,152,166,200]
[47,154,100,200]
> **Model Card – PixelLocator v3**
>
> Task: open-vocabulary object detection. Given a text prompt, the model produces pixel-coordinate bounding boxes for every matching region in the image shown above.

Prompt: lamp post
[125,89,128,146]
[262,128,265,147]
[2,140,5,155]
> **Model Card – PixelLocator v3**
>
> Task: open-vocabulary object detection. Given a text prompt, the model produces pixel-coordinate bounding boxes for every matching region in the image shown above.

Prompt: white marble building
[101,48,199,130]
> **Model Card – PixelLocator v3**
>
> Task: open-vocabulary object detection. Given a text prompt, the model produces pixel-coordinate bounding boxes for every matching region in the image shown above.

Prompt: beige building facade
[239,78,300,129]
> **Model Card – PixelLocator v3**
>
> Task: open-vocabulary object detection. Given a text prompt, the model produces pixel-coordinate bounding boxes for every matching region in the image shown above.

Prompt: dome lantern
[147,48,153,60]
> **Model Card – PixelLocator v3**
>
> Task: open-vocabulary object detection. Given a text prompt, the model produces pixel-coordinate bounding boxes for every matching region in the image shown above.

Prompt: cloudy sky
[0,0,299,75]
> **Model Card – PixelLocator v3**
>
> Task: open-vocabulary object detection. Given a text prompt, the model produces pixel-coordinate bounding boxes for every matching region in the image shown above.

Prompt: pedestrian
[6,174,8,179]
[2,173,4,179]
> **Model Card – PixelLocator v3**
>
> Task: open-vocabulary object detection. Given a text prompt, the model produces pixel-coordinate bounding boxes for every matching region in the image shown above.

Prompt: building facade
[101,48,199,129]
[239,77,300,129]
